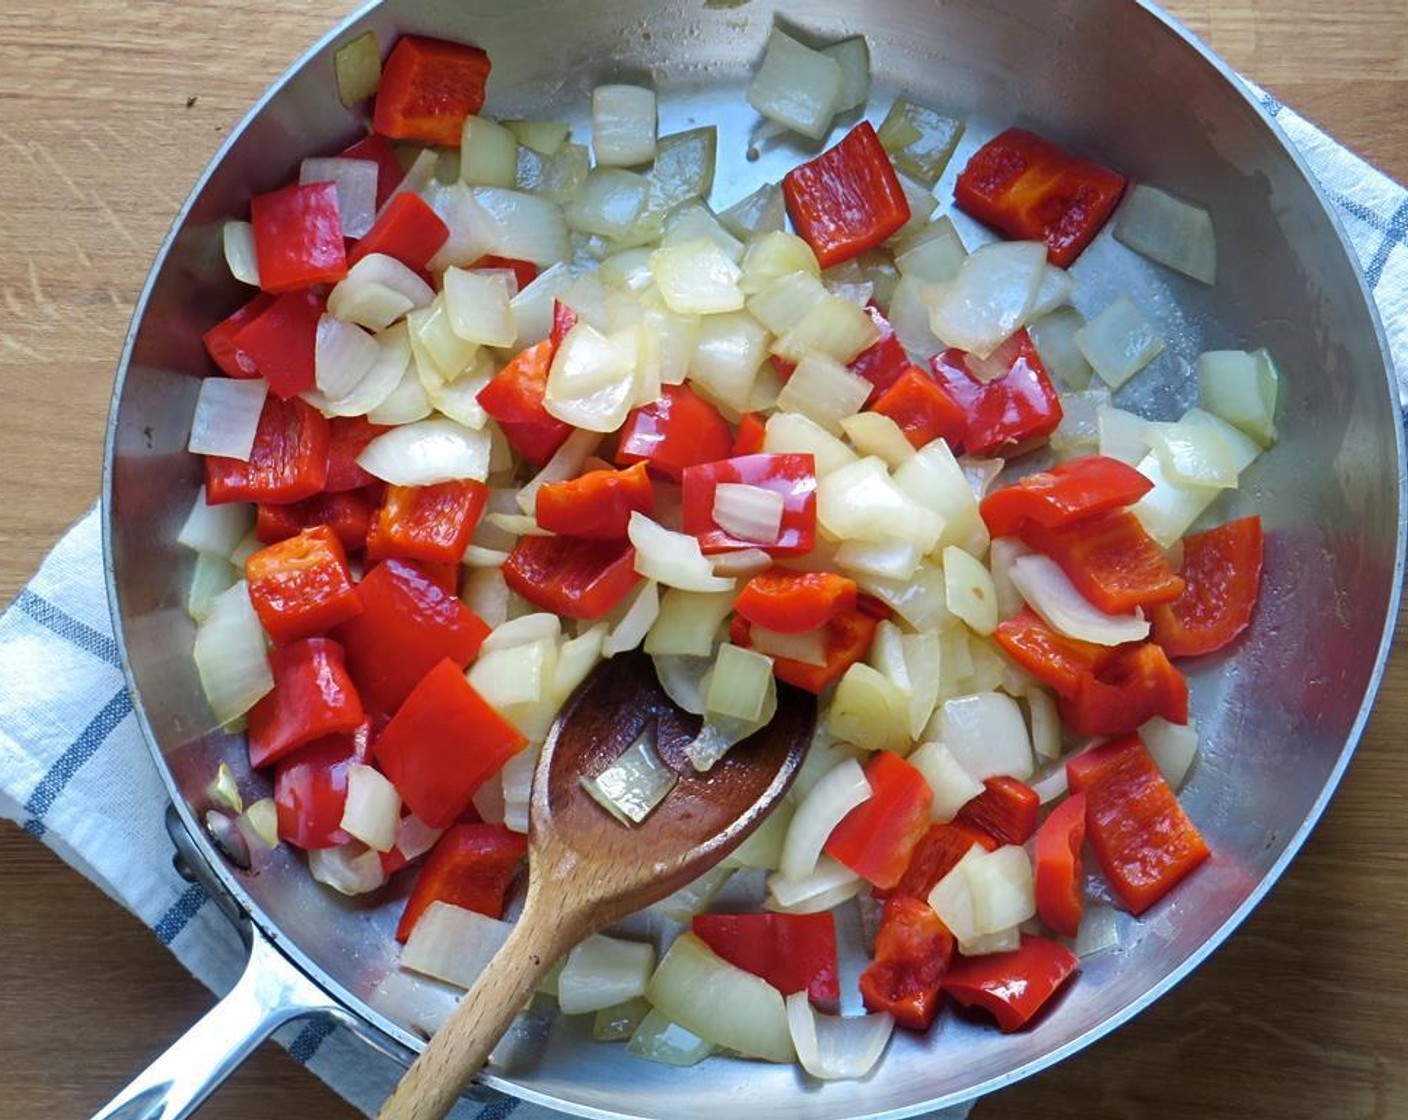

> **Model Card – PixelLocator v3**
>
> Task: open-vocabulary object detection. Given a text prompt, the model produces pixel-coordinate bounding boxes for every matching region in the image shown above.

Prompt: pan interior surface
[104,1,1405,1117]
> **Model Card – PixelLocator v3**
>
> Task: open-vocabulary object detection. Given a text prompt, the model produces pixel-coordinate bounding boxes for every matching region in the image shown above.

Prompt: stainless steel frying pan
[100,0,1406,1117]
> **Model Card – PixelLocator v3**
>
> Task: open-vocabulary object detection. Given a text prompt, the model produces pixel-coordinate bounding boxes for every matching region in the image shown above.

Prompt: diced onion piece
[229,530,262,568]
[705,643,775,723]
[829,664,910,754]
[1010,553,1149,645]
[1076,903,1124,958]
[308,843,387,896]
[886,275,945,359]
[629,512,735,593]
[1128,411,1253,547]
[459,115,518,189]
[1026,265,1076,322]
[833,536,922,581]
[188,378,267,461]
[957,927,1022,957]
[357,418,490,486]
[240,797,279,850]
[907,740,983,822]
[591,84,657,168]
[599,248,656,292]
[329,253,434,330]
[943,546,999,636]
[1144,419,1238,489]
[710,549,773,582]
[1096,405,1151,465]
[763,411,858,477]
[935,692,1033,781]
[926,241,1048,359]
[1140,715,1199,790]
[333,30,381,107]
[339,763,401,853]
[772,295,880,365]
[817,457,944,551]
[746,269,828,335]
[542,322,637,432]
[1198,349,1279,447]
[1181,407,1261,471]
[300,157,378,238]
[894,217,967,283]
[178,486,252,557]
[740,231,820,295]
[629,129,719,243]
[309,321,408,418]
[652,237,745,315]
[424,181,496,272]
[442,267,516,347]
[689,310,770,413]
[401,901,513,989]
[186,552,236,623]
[965,845,1035,935]
[747,623,829,667]
[786,992,892,1082]
[719,183,786,241]
[603,580,661,657]
[893,439,987,556]
[686,672,777,772]
[986,538,1028,620]
[628,1010,718,1066]
[194,581,273,725]
[381,148,437,219]
[767,856,865,914]
[222,220,260,286]
[427,368,492,432]
[652,655,711,715]
[483,613,562,653]
[499,746,539,834]
[856,561,951,632]
[644,590,734,658]
[314,314,380,401]
[1027,688,1062,761]
[779,758,870,882]
[407,300,479,391]
[509,261,574,347]
[564,168,650,238]
[469,186,571,267]
[469,637,556,711]
[899,629,942,739]
[1075,295,1166,389]
[651,865,734,923]
[558,935,656,1015]
[554,624,607,704]
[582,728,677,826]
[712,483,784,545]
[662,201,743,260]
[820,36,870,113]
[876,96,965,188]
[644,304,701,387]
[746,28,844,141]
[926,846,985,944]
[393,813,445,864]
[1029,760,1069,806]
[506,118,569,155]
[1114,183,1217,285]
[886,175,938,245]
[723,799,794,871]
[208,761,243,815]
[520,142,592,206]
[1029,306,1095,390]
[1050,388,1111,459]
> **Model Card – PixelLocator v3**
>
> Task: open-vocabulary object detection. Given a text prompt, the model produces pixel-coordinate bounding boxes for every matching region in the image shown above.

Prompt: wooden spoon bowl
[378,649,815,1120]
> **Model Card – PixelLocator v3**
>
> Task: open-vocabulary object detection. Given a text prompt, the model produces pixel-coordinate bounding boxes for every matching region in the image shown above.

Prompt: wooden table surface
[2,2,1405,1117]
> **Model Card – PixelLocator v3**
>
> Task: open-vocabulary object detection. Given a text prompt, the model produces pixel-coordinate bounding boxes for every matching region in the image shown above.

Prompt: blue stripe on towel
[12,589,122,667]
[288,1017,336,1063]
[154,882,210,945]
[22,688,133,827]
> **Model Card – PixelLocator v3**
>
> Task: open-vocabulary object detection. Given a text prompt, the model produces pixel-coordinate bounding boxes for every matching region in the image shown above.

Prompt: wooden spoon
[377,649,815,1120]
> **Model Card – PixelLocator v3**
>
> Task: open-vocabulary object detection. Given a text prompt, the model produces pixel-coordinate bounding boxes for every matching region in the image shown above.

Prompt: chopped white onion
[239,797,279,850]
[740,231,820,295]
[779,758,870,882]
[1050,388,1112,458]
[565,168,650,238]
[401,901,514,989]
[311,322,412,419]
[308,843,387,897]
[772,295,880,365]
[786,993,892,1082]
[1009,553,1150,645]
[222,220,260,286]
[459,115,519,189]
[1140,715,1199,789]
[1096,405,1151,465]
[469,186,571,267]
[542,322,638,432]
[499,746,539,834]
[710,549,774,580]
[817,457,944,551]
[592,85,658,168]
[767,853,864,913]
[965,845,1036,936]
[1027,265,1076,322]
[559,935,656,1015]
[689,310,771,413]
[1075,902,1124,958]
[686,673,777,771]
[748,623,829,667]
[829,663,911,754]
[367,970,463,1040]
[719,183,786,241]
[509,261,575,347]
[194,581,273,725]
[908,740,984,822]
[357,417,491,486]
[393,813,445,864]
[723,799,794,872]
[1029,760,1069,805]
[328,254,433,331]
[339,763,401,853]
[1027,688,1063,761]
[746,270,827,335]
[1114,183,1217,285]
[314,314,380,401]
[899,629,942,739]
[886,274,946,359]
[442,267,516,347]
[763,411,858,477]
[644,590,733,658]
[582,728,677,826]
[894,217,967,283]
[1144,419,1239,489]
[651,237,745,315]
[424,181,496,272]
[649,864,734,923]
[943,546,999,636]
[893,438,988,556]
[603,580,661,657]
[856,560,951,631]
[507,118,570,155]
[747,27,845,141]
[482,612,562,653]
[1028,305,1095,390]
[333,30,381,108]
[712,483,784,545]
[833,536,922,581]
[629,513,735,593]
[926,846,985,944]
[934,692,1033,781]
[300,157,378,238]
[1075,295,1166,389]
[704,643,775,723]
[876,96,965,188]
[926,241,1048,358]
[820,35,870,112]
[1198,348,1279,447]
[187,378,267,461]
[178,486,253,557]
[186,552,236,623]
[627,1009,718,1066]
[886,174,938,245]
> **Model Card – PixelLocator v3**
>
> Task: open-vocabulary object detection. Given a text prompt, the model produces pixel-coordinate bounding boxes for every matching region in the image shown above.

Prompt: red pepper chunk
[1034,793,1087,938]
[1151,516,1264,658]
[929,332,1063,457]
[202,293,274,379]
[981,454,1155,540]
[502,535,640,621]
[732,607,877,695]
[207,391,332,507]
[535,463,655,540]
[1019,509,1185,615]
[849,304,914,400]
[858,896,955,1031]
[731,412,767,457]
[680,453,818,557]
[246,525,362,645]
[1066,734,1210,915]
[366,480,489,565]
[782,122,911,268]
[348,191,451,270]
[247,638,365,769]
[374,658,526,829]
[943,935,1079,1032]
[256,490,377,554]
[824,751,933,890]
[954,776,1041,847]
[250,181,347,293]
[870,366,969,450]
[993,607,1116,699]
[476,338,574,468]
[338,133,406,210]
[274,721,371,850]
[616,383,735,483]
[691,911,840,1009]
[335,558,490,715]
[734,569,856,635]
[1058,641,1189,737]
[551,300,579,349]
[325,416,390,492]
[372,35,492,148]
[226,289,325,400]
[880,821,997,902]
[955,128,1128,269]
[395,823,528,941]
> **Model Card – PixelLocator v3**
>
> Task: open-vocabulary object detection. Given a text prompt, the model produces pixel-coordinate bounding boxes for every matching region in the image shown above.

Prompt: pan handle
[88,923,351,1120]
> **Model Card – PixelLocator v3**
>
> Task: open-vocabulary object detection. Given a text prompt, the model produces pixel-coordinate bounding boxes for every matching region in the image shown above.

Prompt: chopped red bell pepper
[534,463,655,540]
[870,366,969,450]
[348,191,451,270]
[245,524,362,645]
[929,332,1064,457]
[395,822,528,941]
[337,132,406,210]
[273,721,371,850]
[202,293,274,379]
[1151,516,1264,658]
[335,558,490,714]
[782,121,911,268]
[225,289,325,399]
[955,776,1041,846]
[732,606,877,695]
[731,412,767,457]
[372,35,492,148]
[472,254,538,292]
[550,299,579,349]
[247,638,365,769]
[981,454,1155,540]
[1019,509,1185,615]
[993,607,1116,699]
[880,821,997,901]
[849,304,914,400]
[365,480,489,565]
[1057,640,1189,737]
[733,569,857,635]
[858,896,955,1031]
[943,934,1079,1032]
[502,534,640,621]
[255,502,303,546]
[679,453,818,556]
[1034,792,1087,939]
[616,383,735,483]
[373,658,526,828]
[255,490,377,554]
[476,338,574,468]
[1066,733,1210,914]
[414,560,462,597]
[691,911,840,1009]
[325,415,390,492]
[824,751,933,890]
[250,181,348,293]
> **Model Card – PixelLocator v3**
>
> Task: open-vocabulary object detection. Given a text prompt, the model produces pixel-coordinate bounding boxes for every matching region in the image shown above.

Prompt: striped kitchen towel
[0,85,1404,1120]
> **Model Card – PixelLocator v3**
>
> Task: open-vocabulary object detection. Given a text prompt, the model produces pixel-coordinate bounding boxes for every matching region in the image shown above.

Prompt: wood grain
[0,3,1403,1119]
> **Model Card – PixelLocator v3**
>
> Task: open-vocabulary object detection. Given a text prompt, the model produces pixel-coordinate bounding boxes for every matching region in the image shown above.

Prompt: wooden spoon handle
[377,905,577,1120]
